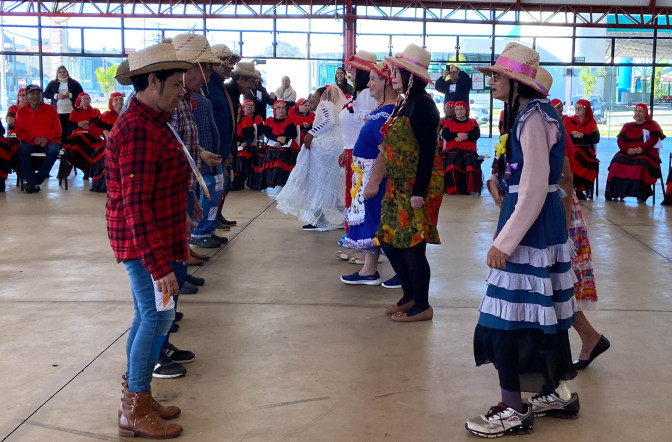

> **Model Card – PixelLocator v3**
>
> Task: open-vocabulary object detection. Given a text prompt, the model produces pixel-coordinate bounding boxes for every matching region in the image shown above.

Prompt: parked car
[85,90,107,103]
[571,95,608,124]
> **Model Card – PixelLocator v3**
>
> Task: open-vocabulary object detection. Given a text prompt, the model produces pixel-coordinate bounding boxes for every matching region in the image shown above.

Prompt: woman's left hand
[487,245,508,269]
[410,196,424,209]
[304,133,313,149]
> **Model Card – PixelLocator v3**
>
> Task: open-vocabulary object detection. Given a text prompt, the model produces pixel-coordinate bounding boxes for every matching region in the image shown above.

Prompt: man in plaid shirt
[106,43,191,439]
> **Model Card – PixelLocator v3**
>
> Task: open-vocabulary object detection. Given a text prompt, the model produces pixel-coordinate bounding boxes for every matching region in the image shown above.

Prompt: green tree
[653,68,664,100]
[96,64,118,96]
[579,67,606,98]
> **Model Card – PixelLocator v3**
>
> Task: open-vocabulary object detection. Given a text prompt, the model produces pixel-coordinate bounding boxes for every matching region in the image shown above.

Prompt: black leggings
[381,241,431,313]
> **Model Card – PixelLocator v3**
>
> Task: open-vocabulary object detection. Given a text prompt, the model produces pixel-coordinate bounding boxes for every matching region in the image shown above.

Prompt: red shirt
[15,103,62,144]
[105,97,189,280]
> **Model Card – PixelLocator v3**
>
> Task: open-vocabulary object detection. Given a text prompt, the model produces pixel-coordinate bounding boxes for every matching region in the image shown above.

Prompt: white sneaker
[465,403,534,438]
[528,392,580,418]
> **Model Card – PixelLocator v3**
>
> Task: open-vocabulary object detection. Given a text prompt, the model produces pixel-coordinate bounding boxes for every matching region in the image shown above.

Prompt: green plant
[578,67,606,98]
[95,64,118,96]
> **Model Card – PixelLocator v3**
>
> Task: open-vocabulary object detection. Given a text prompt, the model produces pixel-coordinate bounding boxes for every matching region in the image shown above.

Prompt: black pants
[380,241,431,312]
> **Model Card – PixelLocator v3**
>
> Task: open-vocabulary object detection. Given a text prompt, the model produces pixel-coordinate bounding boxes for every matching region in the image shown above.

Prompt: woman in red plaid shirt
[106,43,192,439]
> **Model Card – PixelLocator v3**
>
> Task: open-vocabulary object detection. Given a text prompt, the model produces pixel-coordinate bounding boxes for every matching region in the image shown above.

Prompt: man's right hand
[34,137,48,147]
[155,272,179,297]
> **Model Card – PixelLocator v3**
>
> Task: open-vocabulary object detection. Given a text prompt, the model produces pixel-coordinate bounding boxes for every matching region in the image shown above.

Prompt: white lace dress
[275,100,346,230]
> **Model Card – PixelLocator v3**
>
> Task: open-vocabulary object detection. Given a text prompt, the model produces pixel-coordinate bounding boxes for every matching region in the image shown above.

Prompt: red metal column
[343,0,356,62]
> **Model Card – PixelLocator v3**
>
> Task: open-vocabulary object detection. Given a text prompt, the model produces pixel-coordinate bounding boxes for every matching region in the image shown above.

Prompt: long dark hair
[497,79,538,177]
[353,69,369,99]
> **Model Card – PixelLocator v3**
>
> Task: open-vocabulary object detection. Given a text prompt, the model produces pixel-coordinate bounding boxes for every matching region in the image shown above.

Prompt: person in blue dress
[465,43,579,438]
[340,61,399,286]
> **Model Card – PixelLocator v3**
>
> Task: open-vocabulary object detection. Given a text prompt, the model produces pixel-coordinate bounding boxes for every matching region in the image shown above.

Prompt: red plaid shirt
[105,97,189,280]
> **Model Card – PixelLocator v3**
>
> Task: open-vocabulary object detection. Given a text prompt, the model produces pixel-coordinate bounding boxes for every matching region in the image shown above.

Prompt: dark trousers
[380,241,431,311]
[18,141,61,186]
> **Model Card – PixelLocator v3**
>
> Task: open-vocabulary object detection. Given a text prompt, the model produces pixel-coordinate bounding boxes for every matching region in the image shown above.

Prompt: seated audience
[14,84,62,193]
[63,92,104,177]
[235,99,264,190]
[260,100,298,188]
[90,92,125,192]
[440,101,482,195]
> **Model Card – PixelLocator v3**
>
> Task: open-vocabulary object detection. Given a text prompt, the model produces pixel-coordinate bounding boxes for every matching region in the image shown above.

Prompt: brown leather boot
[121,375,181,420]
[119,390,183,438]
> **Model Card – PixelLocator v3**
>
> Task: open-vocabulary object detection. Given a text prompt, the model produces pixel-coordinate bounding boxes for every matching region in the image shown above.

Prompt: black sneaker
[179,282,198,295]
[302,224,318,231]
[153,355,186,379]
[210,234,229,244]
[217,216,237,226]
[169,322,179,333]
[214,221,231,231]
[174,311,184,322]
[164,343,195,364]
[188,237,221,249]
[185,274,205,286]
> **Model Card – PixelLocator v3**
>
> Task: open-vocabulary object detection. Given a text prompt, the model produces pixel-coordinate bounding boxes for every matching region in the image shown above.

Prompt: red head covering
[294,98,306,109]
[446,101,456,107]
[454,101,468,108]
[75,92,90,108]
[550,98,562,106]
[243,99,254,107]
[108,92,124,113]
[273,100,287,118]
[16,88,26,105]
[574,99,594,121]
[635,103,651,121]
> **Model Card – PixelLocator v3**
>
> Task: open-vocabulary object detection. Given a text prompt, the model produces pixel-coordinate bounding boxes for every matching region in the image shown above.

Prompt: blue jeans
[192,174,225,238]
[124,260,185,392]
[18,141,61,186]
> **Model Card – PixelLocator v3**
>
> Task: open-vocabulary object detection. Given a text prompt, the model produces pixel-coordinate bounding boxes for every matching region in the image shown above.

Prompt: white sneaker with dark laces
[465,402,534,438]
[528,392,580,418]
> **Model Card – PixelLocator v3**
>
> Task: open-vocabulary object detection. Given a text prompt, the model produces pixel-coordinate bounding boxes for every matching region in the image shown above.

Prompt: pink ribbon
[496,55,537,78]
[396,54,428,70]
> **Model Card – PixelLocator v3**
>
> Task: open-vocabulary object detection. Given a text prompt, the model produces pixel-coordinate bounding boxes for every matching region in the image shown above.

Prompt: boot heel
[118,428,135,437]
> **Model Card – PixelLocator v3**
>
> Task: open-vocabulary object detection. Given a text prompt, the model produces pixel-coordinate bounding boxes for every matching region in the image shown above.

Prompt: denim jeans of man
[192,173,225,238]
[18,141,61,186]
[124,260,186,392]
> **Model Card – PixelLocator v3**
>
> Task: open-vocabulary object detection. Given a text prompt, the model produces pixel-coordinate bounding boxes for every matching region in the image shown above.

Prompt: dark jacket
[244,84,276,120]
[435,70,472,103]
[43,78,84,111]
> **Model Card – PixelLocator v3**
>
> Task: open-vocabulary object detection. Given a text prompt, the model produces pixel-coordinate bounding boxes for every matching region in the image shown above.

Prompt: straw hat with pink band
[384,43,433,85]
[347,50,377,72]
[475,42,547,96]
[370,61,392,83]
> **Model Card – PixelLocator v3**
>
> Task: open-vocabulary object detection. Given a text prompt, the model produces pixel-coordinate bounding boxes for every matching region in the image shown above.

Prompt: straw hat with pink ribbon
[384,43,433,85]
[370,60,393,83]
[347,50,377,72]
[476,42,547,95]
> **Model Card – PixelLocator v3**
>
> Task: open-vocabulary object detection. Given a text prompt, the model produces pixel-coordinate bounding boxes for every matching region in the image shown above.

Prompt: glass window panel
[260,59,312,98]
[84,29,122,54]
[241,31,274,58]
[207,18,273,31]
[425,35,457,61]
[124,30,164,53]
[0,15,37,26]
[575,38,610,63]
[461,37,495,62]
[205,30,241,53]
[655,39,672,63]
[358,19,422,35]
[65,16,121,28]
[427,22,491,37]
[276,33,308,58]
[494,38,534,57]
[355,35,390,57]
[2,27,39,53]
[310,34,343,59]
[1,54,40,111]
[41,27,82,53]
[277,18,309,32]
[391,35,423,56]
[309,19,344,34]
[537,38,573,63]
[614,38,653,62]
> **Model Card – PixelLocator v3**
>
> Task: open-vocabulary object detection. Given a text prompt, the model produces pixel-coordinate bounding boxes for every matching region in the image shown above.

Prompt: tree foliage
[96,64,118,96]
[579,67,606,98]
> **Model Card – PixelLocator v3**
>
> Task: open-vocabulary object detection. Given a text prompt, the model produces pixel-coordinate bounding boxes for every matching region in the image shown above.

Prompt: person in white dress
[276,85,346,230]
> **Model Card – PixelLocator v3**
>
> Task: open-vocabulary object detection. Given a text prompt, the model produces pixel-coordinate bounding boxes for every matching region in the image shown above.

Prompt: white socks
[556,381,572,400]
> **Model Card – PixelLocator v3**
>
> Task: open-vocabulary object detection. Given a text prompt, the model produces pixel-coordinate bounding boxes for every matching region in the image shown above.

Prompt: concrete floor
[1,147,671,441]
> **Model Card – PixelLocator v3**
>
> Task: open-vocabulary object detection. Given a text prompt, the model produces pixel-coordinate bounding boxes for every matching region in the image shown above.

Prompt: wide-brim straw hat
[115,59,132,86]
[347,50,377,72]
[370,60,392,83]
[475,42,546,95]
[211,44,242,64]
[231,62,261,80]
[535,67,552,96]
[172,33,220,65]
[116,43,192,82]
[385,43,433,85]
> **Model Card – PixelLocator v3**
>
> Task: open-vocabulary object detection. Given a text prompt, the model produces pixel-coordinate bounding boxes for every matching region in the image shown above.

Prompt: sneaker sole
[464,422,534,438]
[532,394,580,419]
[170,357,195,364]
[381,284,402,289]
[340,277,382,286]
[152,371,186,379]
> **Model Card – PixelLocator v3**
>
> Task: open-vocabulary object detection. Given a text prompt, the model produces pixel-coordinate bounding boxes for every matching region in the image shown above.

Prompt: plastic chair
[16,148,70,190]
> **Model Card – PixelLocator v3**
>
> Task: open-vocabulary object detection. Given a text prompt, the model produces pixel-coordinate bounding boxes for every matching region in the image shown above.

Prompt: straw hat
[535,67,552,96]
[475,42,546,95]
[370,60,392,83]
[347,50,377,72]
[385,43,433,85]
[116,43,192,82]
[211,44,242,64]
[172,33,220,65]
[115,59,132,86]
[231,62,261,80]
